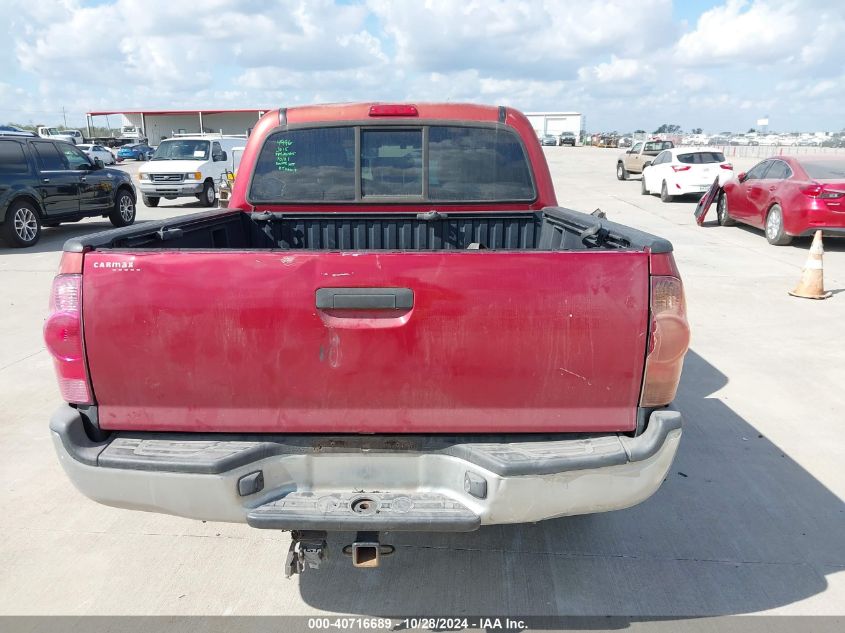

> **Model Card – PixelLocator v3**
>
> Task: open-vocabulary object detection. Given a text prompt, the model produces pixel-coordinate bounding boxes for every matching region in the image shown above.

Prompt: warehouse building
[85,108,270,144]
[525,112,583,139]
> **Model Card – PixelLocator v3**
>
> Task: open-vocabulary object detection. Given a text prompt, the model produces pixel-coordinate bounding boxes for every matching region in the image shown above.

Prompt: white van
[120,125,142,140]
[137,135,244,207]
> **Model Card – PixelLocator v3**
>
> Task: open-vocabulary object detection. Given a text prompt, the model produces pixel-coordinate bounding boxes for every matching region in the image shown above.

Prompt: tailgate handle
[316,288,413,310]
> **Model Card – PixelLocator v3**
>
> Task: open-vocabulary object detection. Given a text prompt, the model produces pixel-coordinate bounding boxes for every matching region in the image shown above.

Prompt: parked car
[0,137,136,247]
[540,133,557,146]
[0,124,36,138]
[137,136,244,206]
[116,143,154,161]
[716,156,845,245]
[46,103,689,575]
[617,136,632,148]
[616,139,674,179]
[558,131,577,146]
[822,137,845,148]
[597,134,618,148]
[77,143,116,165]
[641,148,733,202]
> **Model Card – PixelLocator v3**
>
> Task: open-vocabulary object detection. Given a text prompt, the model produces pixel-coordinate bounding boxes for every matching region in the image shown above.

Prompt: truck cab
[119,125,142,140]
[37,126,78,145]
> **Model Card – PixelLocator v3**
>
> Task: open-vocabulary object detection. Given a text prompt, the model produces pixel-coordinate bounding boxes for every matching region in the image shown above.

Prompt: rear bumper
[50,405,682,531]
[784,202,845,236]
[798,227,845,237]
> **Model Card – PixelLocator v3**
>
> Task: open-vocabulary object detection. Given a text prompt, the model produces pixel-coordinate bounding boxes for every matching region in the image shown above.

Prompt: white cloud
[578,57,654,83]
[0,0,844,133]
[675,0,845,68]
[368,0,675,79]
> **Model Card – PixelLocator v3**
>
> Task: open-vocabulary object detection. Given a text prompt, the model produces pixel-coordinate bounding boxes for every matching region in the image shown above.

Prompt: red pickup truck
[46,103,689,575]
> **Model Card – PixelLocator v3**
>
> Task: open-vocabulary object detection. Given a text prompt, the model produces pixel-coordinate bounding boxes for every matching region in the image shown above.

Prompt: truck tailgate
[82,250,649,433]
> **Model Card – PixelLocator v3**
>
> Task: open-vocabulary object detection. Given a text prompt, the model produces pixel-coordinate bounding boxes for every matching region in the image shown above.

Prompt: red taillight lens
[671,165,691,172]
[368,104,419,117]
[803,184,845,199]
[640,276,690,407]
[720,163,733,170]
[44,274,92,404]
[44,312,83,362]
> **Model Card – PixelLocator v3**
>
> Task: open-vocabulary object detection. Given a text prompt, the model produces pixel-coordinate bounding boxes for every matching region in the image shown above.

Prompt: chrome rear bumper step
[247,491,480,532]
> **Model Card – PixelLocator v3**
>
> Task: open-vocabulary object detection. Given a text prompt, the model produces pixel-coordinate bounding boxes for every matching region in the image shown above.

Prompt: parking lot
[0,147,843,616]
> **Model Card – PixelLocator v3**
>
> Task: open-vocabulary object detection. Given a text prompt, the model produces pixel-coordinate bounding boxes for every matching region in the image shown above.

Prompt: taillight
[368,104,419,117]
[720,163,733,170]
[44,274,92,404]
[640,276,690,407]
[671,165,691,172]
[802,184,845,199]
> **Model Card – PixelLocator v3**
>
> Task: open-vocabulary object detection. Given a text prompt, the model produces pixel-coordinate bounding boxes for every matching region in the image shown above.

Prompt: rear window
[250,125,534,203]
[429,127,533,201]
[251,127,356,201]
[0,140,30,174]
[801,160,845,179]
[362,129,423,197]
[677,152,726,164]
[644,141,673,152]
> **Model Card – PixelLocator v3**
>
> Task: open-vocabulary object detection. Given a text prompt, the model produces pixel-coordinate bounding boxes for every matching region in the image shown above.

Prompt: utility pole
[62,106,67,128]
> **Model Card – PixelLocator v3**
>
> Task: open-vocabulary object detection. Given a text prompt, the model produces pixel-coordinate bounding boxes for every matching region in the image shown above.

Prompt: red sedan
[716,155,845,245]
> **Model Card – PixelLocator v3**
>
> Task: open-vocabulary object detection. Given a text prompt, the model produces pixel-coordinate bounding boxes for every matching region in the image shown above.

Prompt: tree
[692,128,703,134]
[634,129,645,134]
[747,128,756,133]
[654,124,681,134]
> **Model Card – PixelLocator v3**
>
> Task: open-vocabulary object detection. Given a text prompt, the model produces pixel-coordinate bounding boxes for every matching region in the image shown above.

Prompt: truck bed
[65,207,670,252]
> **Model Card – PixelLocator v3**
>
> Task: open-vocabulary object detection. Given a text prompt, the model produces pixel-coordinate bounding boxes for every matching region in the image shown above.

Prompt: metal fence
[707,144,845,158]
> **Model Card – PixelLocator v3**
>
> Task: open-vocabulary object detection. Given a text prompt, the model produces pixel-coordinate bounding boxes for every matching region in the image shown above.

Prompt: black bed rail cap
[542,206,673,253]
[62,209,242,253]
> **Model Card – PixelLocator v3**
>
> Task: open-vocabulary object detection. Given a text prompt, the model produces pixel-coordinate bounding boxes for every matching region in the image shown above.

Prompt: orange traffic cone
[789,230,832,300]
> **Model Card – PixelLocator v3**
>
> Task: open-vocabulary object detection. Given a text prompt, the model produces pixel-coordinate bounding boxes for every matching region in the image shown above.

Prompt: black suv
[0,137,136,247]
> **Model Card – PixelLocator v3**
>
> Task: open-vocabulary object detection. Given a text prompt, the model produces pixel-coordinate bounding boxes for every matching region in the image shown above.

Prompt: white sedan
[77,143,116,165]
[641,148,733,202]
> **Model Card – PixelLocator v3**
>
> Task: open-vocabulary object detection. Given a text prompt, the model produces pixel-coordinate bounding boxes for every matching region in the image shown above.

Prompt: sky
[1,0,843,134]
